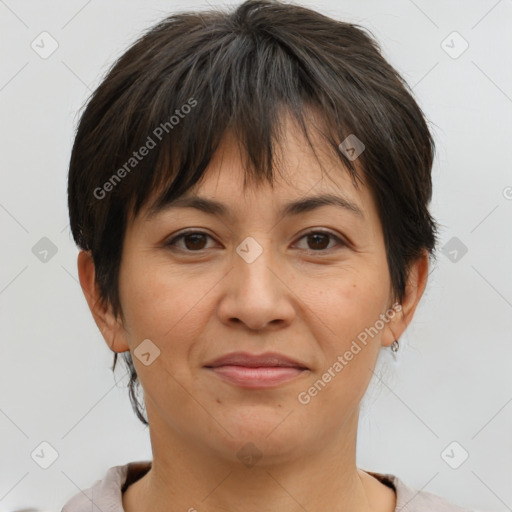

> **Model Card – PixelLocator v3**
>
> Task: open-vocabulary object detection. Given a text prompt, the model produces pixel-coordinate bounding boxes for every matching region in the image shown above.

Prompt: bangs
[97,12,374,223]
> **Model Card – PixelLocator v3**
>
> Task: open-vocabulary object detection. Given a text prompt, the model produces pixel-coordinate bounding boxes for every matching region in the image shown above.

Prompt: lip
[204,351,308,369]
[204,351,309,389]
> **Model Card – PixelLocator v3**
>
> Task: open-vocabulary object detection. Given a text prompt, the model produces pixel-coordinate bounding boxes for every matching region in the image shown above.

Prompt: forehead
[155,112,371,210]
[172,145,363,218]
[133,108,376,229]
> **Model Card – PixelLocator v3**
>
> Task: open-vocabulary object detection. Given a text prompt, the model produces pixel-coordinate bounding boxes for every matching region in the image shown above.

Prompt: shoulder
[61,461,151,512]
[367,471,477,512]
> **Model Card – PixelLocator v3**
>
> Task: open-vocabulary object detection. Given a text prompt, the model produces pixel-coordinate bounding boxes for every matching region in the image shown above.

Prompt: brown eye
[183,233,208,250]
[295,230,345,252]
[166,231,214,252]
[306,233,330,250]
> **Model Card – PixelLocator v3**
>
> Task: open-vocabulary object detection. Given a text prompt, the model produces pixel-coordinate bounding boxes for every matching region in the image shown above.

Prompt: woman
[63,1,471,510]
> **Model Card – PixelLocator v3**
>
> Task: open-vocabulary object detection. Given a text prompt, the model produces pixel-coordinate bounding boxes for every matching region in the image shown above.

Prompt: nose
[216,238,296,331]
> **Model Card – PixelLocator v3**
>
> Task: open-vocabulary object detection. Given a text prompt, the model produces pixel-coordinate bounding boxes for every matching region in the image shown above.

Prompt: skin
[78,110,429,512]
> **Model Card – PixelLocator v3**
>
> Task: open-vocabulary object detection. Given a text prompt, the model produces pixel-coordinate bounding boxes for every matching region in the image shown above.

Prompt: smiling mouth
[203,351,309,389]
[205,365,307,388]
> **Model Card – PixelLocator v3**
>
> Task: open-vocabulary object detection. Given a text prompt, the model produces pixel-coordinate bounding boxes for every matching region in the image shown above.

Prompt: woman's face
[100,114,421,465]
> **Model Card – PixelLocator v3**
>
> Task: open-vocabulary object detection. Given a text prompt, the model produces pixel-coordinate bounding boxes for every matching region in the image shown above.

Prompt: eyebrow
[145,192,365,221]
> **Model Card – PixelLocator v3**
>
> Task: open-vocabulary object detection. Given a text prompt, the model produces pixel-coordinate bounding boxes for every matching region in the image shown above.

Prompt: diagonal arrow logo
[134,339,161,366]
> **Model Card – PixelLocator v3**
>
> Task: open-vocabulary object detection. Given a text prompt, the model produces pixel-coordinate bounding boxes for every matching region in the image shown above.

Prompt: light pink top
[61,461,474,511]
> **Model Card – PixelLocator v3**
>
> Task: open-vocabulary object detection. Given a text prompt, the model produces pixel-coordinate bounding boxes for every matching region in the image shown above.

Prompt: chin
[209,432,305,468]
[210,413,306,454]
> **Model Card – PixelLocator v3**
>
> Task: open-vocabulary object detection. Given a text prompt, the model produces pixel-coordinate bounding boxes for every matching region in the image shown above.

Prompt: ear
[381,249,430,348]
[77,250,130,354]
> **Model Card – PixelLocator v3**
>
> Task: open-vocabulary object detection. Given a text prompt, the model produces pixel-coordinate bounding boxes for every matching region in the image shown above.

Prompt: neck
[123,406,389,512]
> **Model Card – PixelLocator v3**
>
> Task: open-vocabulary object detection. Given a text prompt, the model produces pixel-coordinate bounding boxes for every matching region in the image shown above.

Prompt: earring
[390,339,399,352]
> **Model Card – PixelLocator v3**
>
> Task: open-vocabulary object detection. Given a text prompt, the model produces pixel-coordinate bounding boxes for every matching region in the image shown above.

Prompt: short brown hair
[68,0,438,425]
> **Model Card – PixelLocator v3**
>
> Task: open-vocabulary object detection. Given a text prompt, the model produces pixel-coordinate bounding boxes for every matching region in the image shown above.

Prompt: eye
[294,230,346,252]
[165,230,216,252]
[165,229,347,254]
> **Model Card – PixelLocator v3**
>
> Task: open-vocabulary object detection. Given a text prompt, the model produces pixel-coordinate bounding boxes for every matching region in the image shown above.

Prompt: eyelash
[165,229,347,255]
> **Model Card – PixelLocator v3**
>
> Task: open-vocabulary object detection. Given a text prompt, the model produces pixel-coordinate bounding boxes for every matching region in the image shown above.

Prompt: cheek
[298,262,389,400]
[296,280,386,425]
[309,264,389,346]
[119,257,217,352]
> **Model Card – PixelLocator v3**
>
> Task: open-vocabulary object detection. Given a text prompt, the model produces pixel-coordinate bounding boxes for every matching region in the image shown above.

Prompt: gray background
[1,0,511,510]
